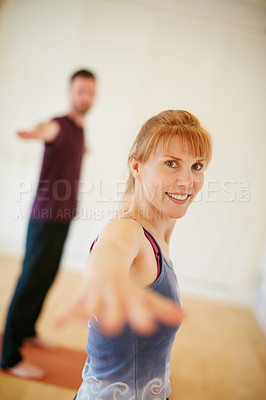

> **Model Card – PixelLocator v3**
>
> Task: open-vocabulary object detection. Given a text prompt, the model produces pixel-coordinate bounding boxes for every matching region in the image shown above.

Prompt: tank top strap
[121,217,161,279]
[142,228,161,280]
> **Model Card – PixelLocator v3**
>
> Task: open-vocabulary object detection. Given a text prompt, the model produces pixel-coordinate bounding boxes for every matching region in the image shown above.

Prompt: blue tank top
[76,226,181,400]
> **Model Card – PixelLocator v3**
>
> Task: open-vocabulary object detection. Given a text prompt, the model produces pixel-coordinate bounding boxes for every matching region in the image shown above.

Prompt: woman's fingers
[53,280,99,326]
[53,277,183,337]
[97,283,183,336]
[125,288,183,335]
[98,284,126,336]
[145,290,183,327]
[127,295,157,336]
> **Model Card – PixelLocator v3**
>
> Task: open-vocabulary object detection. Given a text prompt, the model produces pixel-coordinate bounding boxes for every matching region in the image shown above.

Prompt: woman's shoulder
[89,218,145,262]
[98,217,144,244]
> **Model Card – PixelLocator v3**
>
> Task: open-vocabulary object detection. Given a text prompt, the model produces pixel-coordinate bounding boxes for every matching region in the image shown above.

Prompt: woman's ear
[130,156,141,180]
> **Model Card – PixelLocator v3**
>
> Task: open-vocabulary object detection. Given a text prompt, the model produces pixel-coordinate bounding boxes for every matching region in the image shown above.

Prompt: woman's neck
[127,202,176,246]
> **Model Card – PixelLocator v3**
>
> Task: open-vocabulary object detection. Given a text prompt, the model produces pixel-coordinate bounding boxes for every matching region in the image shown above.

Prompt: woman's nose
[176,169,193,189]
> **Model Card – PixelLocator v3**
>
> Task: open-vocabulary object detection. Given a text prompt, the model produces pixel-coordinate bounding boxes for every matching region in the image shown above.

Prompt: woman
[61,110,212,399]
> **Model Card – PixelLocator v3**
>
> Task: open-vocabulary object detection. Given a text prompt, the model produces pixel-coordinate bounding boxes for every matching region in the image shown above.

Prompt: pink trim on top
[142,229,161,280]
[89,218,161,279]
[89,239,97,252]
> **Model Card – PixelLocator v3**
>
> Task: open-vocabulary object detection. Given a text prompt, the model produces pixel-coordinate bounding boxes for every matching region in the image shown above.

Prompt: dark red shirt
[30,115,84,222]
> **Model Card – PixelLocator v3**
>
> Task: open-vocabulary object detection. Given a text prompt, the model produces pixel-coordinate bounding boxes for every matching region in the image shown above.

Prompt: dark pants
[1,219,70,368]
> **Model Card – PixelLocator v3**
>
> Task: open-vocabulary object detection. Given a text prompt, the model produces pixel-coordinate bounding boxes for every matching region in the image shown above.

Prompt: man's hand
[17,121,60,143]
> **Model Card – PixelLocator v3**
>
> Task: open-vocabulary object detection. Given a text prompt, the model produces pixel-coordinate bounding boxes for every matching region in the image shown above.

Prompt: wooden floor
[0,255,265,400]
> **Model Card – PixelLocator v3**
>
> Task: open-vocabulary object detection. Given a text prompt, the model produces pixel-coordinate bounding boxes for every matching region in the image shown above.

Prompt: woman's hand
[54,268,183,337]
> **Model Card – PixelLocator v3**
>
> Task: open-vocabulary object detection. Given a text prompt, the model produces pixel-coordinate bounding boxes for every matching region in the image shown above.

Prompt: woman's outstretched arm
[55,219,183,336]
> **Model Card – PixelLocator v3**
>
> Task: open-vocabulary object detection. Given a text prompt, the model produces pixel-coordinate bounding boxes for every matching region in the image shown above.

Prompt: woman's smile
[166,192,191,204]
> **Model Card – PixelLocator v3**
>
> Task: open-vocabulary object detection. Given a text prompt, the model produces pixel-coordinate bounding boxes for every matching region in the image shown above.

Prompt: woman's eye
[192,163,202,171]
[166,160,177,168]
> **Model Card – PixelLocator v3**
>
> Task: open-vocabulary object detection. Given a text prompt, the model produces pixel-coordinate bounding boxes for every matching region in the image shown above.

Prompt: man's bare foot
[6,360,45,379]
[24,336,55,349]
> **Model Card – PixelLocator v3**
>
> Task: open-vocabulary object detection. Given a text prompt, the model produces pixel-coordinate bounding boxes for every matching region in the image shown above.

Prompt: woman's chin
[167,207,190,219]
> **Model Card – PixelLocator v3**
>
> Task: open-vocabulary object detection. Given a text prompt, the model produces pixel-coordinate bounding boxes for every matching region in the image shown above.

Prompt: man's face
[69,76,96,115]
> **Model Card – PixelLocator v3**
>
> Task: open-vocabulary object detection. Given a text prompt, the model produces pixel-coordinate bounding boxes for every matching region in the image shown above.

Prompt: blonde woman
[61,110,212,400]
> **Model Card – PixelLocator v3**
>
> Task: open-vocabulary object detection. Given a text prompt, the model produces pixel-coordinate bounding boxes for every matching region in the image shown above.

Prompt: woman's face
[134,135,206,219]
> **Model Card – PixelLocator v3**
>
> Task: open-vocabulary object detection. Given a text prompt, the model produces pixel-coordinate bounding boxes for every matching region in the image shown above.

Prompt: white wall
[0,0,265,319]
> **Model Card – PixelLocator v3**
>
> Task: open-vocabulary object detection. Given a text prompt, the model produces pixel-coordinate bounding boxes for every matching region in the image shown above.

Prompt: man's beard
[74,104,91,115]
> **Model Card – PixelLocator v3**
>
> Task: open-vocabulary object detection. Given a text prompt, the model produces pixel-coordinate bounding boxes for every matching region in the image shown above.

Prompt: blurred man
[1,69,96,379]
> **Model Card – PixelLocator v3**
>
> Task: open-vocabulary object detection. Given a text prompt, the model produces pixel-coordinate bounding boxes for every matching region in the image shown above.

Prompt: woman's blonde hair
[121,110,212,212]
